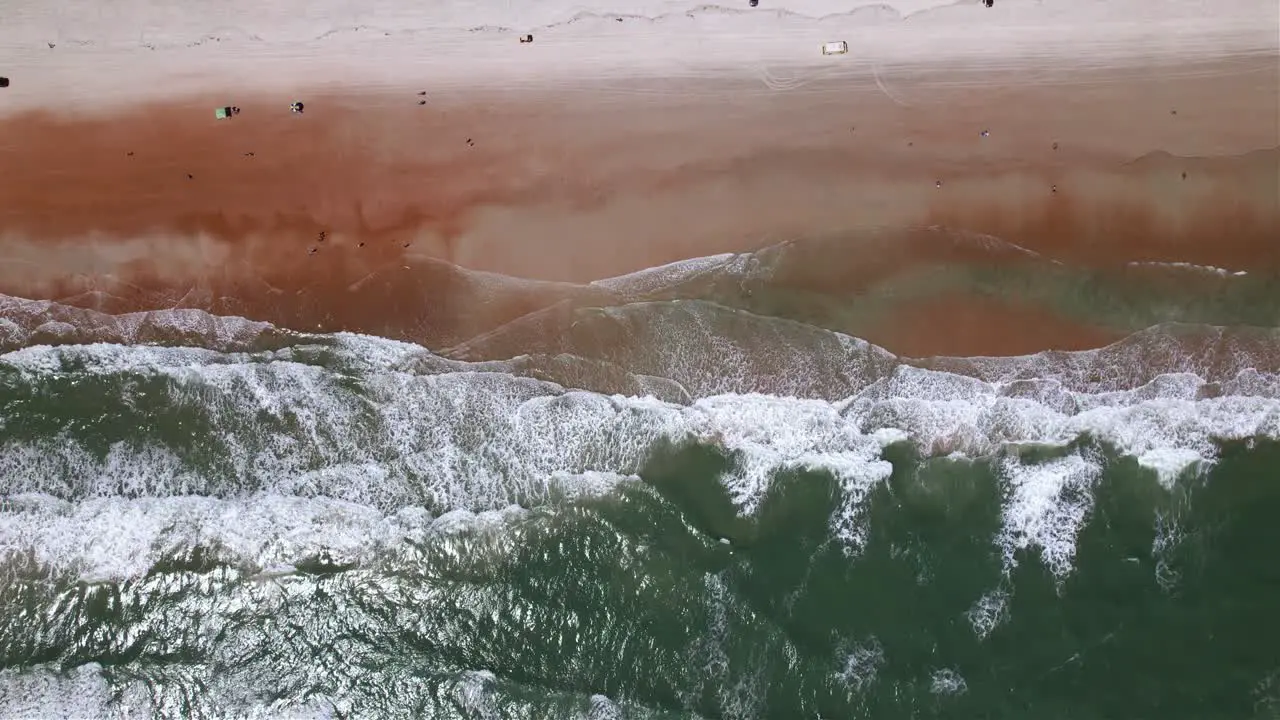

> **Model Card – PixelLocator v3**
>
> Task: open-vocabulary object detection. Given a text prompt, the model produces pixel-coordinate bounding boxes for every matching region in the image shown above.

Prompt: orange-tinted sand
[1,58,1276,356]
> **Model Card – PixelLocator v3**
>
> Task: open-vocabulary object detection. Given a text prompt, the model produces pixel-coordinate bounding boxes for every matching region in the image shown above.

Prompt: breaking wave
[2,233,1278,717]
[3,292,1278,578]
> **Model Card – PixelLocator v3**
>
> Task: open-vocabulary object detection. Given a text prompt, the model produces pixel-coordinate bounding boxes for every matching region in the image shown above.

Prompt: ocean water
[2,233,1279,719]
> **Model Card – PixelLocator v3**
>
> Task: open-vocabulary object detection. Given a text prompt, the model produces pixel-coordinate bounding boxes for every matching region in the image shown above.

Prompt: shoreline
[2,64,1275,278]
[1,0,1276,356]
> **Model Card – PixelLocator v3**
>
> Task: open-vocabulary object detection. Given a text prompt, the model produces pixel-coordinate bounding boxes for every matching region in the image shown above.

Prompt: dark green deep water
[3,435,1279,718]
[1,236,1279,719]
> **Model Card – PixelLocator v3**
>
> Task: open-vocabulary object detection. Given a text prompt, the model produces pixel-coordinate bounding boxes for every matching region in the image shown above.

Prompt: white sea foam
[929,668,968,696]
[590,253,738,297]
[2,330,1279,584]
[1151,510,1185,592]
[1126,260,1249,278]
[0,664,116,720]
[3,342,230,375]
[324,331,449,372]
[0,319,23,348]
[966,588,1009,639]
[0,294,279,352]
[31,321,76,341]
[586,695,624,720]
[693,572,766,718]
[1137,447,1206,489]
[997,453,1103,577]
[0,493,426,582]
[0,478,632,583]
[691,393,895,547]
[834,637,884,693]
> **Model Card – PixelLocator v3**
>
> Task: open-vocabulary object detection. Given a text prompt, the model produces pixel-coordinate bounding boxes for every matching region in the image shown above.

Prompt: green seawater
[3,438,1278,719]
[3,238,1280,718]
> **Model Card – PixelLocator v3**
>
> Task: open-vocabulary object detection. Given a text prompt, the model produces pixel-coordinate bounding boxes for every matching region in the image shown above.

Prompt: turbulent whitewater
[2,236,1279,718]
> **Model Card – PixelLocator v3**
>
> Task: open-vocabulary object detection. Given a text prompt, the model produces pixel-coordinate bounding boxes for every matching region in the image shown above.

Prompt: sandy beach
[1,0,1276,355]
[6,5,1280,715]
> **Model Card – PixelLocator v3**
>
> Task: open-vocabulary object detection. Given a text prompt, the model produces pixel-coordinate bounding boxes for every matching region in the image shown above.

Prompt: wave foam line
[2,338,1280,583]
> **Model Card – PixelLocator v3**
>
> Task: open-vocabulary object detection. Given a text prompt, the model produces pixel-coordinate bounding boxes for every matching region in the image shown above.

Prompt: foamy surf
[3,317,1278,585]
[2,274,1278,716]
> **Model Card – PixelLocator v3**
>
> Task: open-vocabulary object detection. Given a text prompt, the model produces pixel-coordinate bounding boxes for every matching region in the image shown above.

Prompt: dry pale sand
[1,47,1277,355]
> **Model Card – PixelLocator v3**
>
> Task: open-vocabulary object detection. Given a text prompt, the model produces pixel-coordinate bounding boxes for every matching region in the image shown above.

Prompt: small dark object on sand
[418,91,427,96]
[309,247,317,255]
[1052,142,1058,150]
[127,151,135,157]
[519,34,533,43]
[0,77,9,88]
[984,0,993,6]
[1182,172,1187,180]
[749,0,758,6]
[290,101,305,114]
[418,100,427,105]
[1171,109,1177,115]
[358,242,366,248]
[187,174,194,179]
[466,138,474,146]
[403,242,411,248]
[1051,184,1057,193]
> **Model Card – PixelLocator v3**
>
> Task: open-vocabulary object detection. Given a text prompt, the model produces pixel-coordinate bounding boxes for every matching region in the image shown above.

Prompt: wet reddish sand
[1,59,1276,356]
